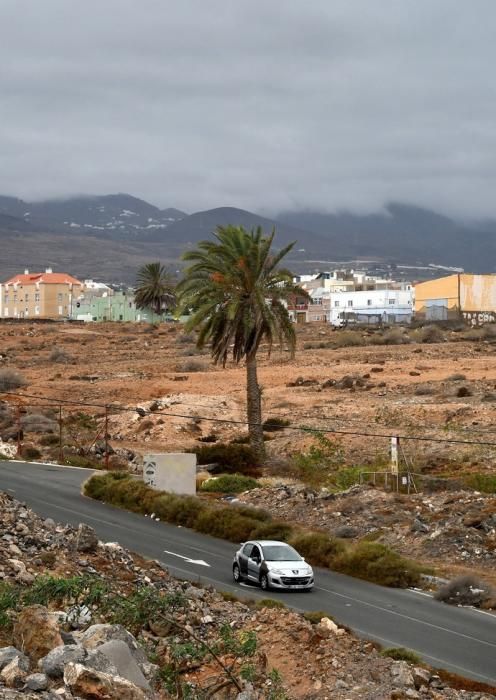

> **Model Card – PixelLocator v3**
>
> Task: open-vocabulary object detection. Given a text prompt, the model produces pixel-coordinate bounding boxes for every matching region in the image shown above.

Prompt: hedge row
[85,472,424,588]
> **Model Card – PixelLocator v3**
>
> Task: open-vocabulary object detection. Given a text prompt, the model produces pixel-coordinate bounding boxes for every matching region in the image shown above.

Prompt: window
[242,543,253,557]
[57,293,63,303]
[35,306,40,315]
[367,299,372,306]
[35,292,40,302]
[388,298,395,305]
[334,300,340,307]
[25,293,29,301]
[13,294,17,303]
[347,300,353,307]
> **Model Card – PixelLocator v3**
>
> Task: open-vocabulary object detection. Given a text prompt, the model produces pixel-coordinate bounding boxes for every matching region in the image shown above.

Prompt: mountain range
[1,193,496,283]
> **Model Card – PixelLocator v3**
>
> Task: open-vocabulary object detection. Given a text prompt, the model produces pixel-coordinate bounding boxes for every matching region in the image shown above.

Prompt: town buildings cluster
[1,267,496,327]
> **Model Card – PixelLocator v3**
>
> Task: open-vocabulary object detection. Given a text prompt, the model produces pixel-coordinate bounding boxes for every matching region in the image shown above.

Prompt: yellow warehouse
[415,274,496,325]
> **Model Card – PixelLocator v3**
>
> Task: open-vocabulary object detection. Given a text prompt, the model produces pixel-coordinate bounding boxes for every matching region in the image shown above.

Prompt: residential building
[1,269,83,319]
[329,288,413,326]
[72,291,164,323]
[415,274,496,325]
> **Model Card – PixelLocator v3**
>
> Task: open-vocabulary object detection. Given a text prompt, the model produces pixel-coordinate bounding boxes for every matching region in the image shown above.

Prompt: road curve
[1,461,495,684]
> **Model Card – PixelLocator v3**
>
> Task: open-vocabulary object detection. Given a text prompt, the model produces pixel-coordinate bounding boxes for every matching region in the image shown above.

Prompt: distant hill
[276,203,496,272]
[0,193,187,237]
[2,194,496,282]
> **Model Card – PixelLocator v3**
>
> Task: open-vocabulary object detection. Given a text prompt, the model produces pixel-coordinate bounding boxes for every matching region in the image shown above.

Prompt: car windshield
[262,545,302,562]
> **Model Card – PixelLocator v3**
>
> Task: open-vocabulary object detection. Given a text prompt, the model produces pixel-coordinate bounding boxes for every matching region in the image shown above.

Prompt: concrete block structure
[143,453,197,495]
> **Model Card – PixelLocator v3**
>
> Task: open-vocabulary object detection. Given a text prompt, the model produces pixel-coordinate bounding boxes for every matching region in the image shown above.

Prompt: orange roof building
[1,268,83,319]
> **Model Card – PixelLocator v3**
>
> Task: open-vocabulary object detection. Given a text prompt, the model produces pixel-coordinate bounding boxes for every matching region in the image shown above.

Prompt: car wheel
[233,564,242,584]
[260,574,270,591]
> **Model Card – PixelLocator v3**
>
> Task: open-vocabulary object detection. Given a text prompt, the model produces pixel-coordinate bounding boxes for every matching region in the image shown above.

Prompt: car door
[247,544,262,581]
[239,543,253,577]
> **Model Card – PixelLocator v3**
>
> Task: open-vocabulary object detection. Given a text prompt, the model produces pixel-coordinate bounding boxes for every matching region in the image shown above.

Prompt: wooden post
[16,404,22,457]
[104,405,109,470]
[59,405,63,463]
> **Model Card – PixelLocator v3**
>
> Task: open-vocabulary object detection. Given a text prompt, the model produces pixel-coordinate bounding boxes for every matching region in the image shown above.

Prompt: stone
[391,661,414,687]
[411,518,429,534]
[75,524,98,553]
[412,666,431,689]
[24,673,49,691]
[39,644,86,678]
[79,624,147,666]
[94,640,151,691]
[64,663,148,700]
[0,656,29,688]
[84,648,119,676]
[13,606,63,663]
[0,648,28,673]
[319,617,340,635]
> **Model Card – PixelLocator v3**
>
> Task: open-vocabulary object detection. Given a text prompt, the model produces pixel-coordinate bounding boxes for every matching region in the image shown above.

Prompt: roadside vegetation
[85,472,425,588]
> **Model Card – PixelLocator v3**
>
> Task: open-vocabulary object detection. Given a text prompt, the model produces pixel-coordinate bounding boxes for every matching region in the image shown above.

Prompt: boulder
[390,661,415,688]
[79,624,147,666]
[64,663,148,700]
[0,648,28,673]
[0,656,29,688]
[24,673,49,691]
[13,606,63,663]
[75,524,99,553]
[39,643,86,678]
[95,640,151,691]
[412,666,431,689]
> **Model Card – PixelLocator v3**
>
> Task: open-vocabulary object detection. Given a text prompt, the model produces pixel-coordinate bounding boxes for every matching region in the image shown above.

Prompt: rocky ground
[0,490,495,699]
[238,484,496,588]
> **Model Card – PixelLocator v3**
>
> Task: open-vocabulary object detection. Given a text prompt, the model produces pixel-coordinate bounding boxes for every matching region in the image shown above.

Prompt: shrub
[200,474,260,493]
[415,325,445,344]
[175,333,195,345]
[332,541,422,588]
[463,473,496,493]
[63,454,103,469]
[447,373,466,381]
[21,413,58,433]
[262,417,291,432]
[288,532,346,568]
[456,386,473,397]
[39,434,60,446]
[0,369,27,391]
[21,445,42,460]
[332,466,363,491]
[330,331,365,348]
[414,384,436,396]
[256,598,286,609]
[251,521,293,542]
[381,647,421,664]
[434,575,494,607]
[482,323,496,339]
[175,360,207,373]
[194,508,260,543]
[49,347,72,363]
[376,328,411,345]
[193,443,261,472]
[137,419,154,433]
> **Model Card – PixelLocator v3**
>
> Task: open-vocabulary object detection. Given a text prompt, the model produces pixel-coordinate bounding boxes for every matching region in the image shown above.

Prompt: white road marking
[315,584,496,648]
[163,550,210,567]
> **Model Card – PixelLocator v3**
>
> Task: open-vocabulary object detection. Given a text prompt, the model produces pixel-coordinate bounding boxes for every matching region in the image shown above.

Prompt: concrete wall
[415,274,496,324]
[143,453,197,495]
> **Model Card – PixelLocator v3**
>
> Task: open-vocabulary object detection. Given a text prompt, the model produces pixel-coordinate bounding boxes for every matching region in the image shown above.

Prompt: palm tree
[135,262,176,318]
[176,225,309,461]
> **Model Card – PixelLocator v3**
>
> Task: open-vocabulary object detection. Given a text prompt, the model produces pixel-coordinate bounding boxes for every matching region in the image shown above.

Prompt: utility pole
[59,405,63,463]
[104,405,109,470]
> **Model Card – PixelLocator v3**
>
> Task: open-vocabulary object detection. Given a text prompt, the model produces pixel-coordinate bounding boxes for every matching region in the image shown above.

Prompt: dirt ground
[2,320,496,474]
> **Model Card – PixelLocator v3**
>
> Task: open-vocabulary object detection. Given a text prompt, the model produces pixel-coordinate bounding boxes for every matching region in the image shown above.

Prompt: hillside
[2,194,496,281]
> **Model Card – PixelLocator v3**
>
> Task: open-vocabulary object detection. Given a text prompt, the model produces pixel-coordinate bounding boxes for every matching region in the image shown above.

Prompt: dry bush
[137,418,154,433]
[175,333,195,345]
[456,386,473,398]
[414,383,437,396]
[373,328,411,345]
[175,360,207,373]
[414,325,446,344]
[434,575,494,608]
[0,369,27,391]
[21,413,58,433]
[49,347,72,363]
[330,331,365,348]
[447,373,467,381]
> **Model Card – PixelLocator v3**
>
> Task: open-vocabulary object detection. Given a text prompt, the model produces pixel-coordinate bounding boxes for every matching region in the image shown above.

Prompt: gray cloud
[1,0,496,218]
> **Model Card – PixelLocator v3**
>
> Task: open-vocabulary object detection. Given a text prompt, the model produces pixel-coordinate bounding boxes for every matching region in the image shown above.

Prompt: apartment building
[1,269,83,319]
[329,287,413,326]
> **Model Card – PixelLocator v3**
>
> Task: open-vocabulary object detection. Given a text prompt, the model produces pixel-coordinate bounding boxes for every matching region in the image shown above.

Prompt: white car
[232,540,314,591]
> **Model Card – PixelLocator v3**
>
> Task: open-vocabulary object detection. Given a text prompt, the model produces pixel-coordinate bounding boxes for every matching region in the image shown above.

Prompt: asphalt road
[1,461,496,684]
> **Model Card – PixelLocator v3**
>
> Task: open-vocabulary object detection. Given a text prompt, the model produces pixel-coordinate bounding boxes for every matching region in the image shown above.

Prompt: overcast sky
[1,1,495,218]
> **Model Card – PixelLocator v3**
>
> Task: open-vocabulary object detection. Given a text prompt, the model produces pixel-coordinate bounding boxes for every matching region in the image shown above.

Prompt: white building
[329,287,413,326]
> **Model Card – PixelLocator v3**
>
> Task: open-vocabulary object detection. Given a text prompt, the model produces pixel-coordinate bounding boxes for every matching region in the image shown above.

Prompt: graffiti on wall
[462,311,496,326]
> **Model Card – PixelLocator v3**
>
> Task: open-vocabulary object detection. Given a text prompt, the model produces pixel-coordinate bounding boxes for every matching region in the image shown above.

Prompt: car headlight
[269,568,285,575]
[303,567,313,575]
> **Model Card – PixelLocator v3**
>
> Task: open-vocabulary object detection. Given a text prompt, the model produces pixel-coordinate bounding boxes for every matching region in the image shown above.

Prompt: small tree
[134,262,176,317]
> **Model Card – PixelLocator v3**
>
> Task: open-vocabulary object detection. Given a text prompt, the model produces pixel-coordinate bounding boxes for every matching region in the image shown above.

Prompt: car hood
[266,561,312,573]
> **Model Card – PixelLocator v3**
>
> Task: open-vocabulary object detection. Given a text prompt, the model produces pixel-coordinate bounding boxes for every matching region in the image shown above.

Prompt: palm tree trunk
[246,353,265,463]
